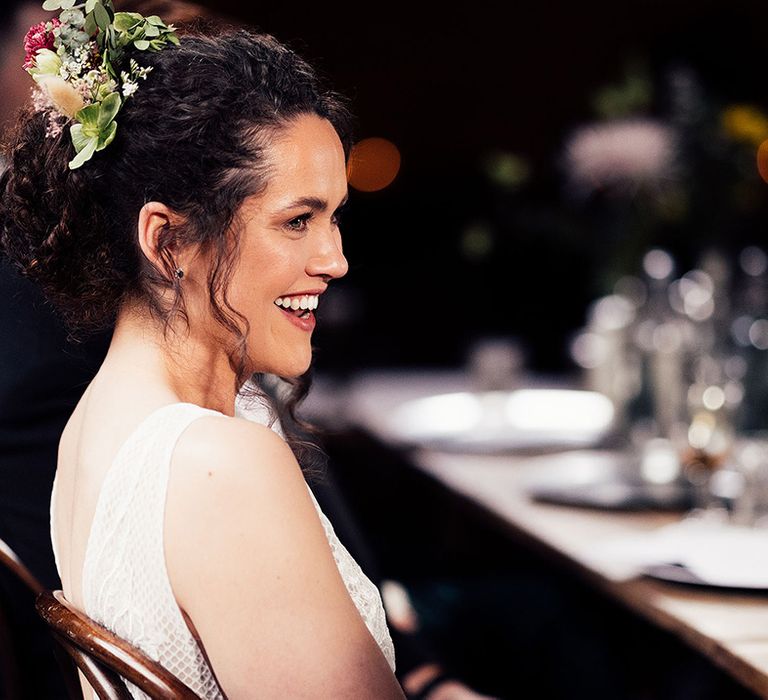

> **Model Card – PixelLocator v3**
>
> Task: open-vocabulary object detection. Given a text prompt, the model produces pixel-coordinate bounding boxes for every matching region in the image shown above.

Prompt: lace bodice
[50,400,395,699]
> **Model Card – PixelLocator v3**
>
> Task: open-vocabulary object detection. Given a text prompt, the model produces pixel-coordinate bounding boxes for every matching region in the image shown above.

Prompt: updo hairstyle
[0,27,355,471]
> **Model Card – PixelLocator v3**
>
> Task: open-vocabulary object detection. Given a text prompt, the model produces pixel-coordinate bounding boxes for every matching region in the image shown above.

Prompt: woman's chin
[265,356,313,380]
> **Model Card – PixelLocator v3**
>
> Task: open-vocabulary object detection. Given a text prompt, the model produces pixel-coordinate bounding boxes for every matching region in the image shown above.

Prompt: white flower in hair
[29,48,62,79]
[122,80,138,98]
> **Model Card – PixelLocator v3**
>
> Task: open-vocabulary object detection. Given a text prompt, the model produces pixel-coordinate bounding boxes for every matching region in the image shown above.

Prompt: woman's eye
[286,213,312,232]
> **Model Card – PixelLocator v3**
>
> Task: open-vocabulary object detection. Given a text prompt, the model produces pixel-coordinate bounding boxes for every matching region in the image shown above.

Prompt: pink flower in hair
[23,19,60,71]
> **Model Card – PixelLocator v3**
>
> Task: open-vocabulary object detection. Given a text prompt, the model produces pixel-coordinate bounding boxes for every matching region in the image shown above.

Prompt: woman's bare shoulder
[164,413,403,698]
[164,411,313,632]
[173,411,295,479]
[165,411,314,602]
[166,412,305,537]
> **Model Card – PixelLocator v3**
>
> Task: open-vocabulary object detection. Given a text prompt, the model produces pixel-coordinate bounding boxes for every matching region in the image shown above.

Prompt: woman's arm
[165,416,405,699]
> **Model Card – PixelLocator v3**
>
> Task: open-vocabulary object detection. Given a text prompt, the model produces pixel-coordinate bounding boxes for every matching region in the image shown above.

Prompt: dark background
[197,0,768,374]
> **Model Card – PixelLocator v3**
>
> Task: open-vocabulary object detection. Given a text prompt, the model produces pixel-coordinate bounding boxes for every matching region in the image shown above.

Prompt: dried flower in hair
[37,75,86,118]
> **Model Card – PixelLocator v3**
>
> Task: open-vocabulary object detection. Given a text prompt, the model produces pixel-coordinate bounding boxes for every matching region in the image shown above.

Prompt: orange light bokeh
[347,137,401,192]
[758,139,768,184]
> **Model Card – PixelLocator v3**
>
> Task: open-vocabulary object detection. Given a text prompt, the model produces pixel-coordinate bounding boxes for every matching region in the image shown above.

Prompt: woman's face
[221,113,349,378]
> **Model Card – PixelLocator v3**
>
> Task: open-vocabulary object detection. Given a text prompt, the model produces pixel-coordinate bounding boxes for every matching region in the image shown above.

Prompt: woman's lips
[277,305,316,332]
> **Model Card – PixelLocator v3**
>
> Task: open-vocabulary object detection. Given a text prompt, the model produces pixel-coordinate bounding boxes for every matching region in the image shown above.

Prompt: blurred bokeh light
[757,139,768,184]
[347,137,401,192]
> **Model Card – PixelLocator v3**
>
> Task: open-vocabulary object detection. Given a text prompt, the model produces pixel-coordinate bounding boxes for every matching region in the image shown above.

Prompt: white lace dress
[50,400,396,699]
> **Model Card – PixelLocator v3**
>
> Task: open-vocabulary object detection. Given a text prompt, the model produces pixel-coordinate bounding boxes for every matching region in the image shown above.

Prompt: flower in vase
[564,119,678,197]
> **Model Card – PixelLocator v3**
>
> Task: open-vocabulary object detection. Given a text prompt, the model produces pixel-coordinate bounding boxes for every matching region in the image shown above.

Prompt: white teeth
[274,294,320,310]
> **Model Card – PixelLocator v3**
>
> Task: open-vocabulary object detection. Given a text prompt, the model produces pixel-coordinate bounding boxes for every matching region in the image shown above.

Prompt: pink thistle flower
[23,19,60,71]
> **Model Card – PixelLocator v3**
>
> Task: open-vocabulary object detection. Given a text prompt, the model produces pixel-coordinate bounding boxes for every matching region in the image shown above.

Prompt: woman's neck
[104,301,238,416]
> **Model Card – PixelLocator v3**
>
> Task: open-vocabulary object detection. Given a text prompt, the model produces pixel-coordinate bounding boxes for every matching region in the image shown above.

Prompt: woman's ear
[137,201,179,277]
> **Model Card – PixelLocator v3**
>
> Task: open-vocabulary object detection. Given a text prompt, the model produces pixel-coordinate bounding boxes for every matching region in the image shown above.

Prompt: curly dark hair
[0,27,355,475]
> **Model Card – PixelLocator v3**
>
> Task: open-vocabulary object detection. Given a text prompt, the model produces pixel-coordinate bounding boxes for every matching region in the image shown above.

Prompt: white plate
[643,562,768,591]
[594,519,768,590]
[384,389,615,453]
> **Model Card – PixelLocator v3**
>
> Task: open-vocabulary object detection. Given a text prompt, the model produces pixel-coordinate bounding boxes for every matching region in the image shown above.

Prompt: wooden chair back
[36,590,200,699]
[0,536,77,699]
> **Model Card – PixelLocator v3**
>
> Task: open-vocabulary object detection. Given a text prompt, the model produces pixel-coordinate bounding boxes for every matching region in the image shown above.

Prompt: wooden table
[312,370,768,699]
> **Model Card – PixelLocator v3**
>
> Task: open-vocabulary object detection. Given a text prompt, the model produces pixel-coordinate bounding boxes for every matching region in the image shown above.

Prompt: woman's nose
[308,229,349,280]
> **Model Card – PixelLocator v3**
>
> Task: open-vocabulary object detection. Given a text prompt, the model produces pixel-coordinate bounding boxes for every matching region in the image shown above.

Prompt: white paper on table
[587,518,768,588]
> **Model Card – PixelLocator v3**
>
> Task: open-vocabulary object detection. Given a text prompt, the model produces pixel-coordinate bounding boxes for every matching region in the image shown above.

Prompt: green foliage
[68,91,120,168]
[36,0,178,168]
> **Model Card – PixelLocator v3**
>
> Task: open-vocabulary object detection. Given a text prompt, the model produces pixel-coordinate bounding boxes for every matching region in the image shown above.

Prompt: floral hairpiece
[23,0,178,169]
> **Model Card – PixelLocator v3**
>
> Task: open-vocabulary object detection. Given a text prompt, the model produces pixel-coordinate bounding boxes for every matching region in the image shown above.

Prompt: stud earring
[174,267,184,279]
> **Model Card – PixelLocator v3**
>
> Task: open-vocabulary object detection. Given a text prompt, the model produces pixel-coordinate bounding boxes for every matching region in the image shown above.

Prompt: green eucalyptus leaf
[97,92,121,129]
[85,0,97,12]
[146,15,164,25]
[60,9,85,26]
[113,12,142,32]
[167,33,180,46]
[60,0,76,9]
[93,2,110,30]
[84,12,97,34]
[133,39,150,50]
[144,24,160,37]
[69,136,98,169]
[42,0,62,10]
[96,121,118,151]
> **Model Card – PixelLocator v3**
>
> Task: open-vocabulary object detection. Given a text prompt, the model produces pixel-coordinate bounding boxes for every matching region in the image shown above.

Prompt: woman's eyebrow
[284,196,326,211]
[280,193,349,212]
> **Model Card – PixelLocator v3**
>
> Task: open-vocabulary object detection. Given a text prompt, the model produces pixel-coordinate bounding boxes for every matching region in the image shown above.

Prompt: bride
[1,2,404,698]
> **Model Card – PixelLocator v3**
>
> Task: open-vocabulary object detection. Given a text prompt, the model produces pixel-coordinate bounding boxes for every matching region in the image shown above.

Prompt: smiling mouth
[274,294,319,320]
